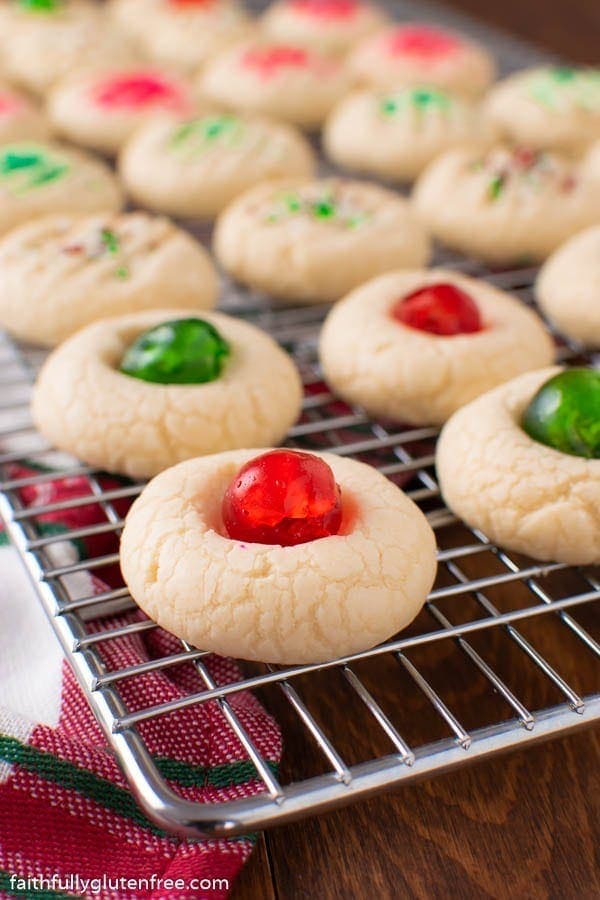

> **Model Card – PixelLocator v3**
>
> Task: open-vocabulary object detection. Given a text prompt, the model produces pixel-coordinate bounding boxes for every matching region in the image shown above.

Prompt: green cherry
[120,318,230,385]
[521,368,600,459]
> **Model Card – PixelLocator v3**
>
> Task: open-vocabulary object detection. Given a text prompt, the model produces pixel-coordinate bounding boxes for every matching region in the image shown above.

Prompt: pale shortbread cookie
[119,112,315,219]
[319,269,554,425]
[437,367,600,564]
[120,449,437,663]
[0,212,217,347]
[484,66,600,155]
[260,0,387,57]
[32,310,303,479]
[324,85,493,183]
[109,0,253,73]
[0,85,51,143]
[0,142,122,237]
[2,4,140,96]
[584,139,600,181]
[47,67,199,155]
[536,225,600,347]
[214,178,431,303]
[348,23,495,98]
[413,145,600,265]
[199,40,351,129]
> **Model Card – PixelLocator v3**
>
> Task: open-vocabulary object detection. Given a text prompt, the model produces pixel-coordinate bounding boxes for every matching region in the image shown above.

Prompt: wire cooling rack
[0,2,599,840]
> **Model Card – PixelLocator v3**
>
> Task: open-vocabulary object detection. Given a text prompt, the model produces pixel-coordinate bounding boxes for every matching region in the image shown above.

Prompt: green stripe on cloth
[0,530,9,546]
[155,756,279,789]
[0,735,169,839]
[34,521,86,561]
[0,736,269,844]
[0,871,77,899]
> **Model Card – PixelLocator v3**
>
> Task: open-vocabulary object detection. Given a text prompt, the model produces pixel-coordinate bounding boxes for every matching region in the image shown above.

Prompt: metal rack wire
[1,261,599,838]
[0,1,599,840]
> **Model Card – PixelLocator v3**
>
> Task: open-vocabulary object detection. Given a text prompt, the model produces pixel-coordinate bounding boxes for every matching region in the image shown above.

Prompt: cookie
[319,269,554,425]
[260,0,387,57]
[413,145,600,265]
[119,112,315,219]
[584,139,600,180]
[199,40,351,129]
[0,212,217,347]
[324,85,492,183]
[348,23,495,98]
[120,448,437,663]
[437,367,600,564]
[32,310,303,479]
[214,178,431,303]
[3,3,139,96]
[0,85,51,143]
[47,67,198,155]
[109,0,253,74]
[536,225,600,347]
[484,66,600,155]
[0,142,122,237]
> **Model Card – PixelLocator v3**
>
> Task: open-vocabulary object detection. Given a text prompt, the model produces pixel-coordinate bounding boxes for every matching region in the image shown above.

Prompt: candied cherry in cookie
[521,368,600,459]
[392,282,483,336]
[222,449,343,546]
[120,317,230,384]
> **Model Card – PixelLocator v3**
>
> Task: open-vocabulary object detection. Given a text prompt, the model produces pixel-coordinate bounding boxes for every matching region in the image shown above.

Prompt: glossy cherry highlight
[222,450,343,546]
[392,282,483,336]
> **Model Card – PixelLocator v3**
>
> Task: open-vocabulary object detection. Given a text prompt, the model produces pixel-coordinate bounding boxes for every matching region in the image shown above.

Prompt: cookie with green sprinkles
[0,142,122,236]
[0,211,217,346]
[120,112,315,219]
[214,177,431,304]
[325,84,491,182]
[414,144,600,265]
[485,66,600,154]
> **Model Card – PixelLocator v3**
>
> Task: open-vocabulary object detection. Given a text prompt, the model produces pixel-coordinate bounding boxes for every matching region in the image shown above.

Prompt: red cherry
[93,73,189,111]
[387,25,461,58]
[392,283,483,336]
[222,450,343,546]
[242,45,311,77]
[290,0,358,18]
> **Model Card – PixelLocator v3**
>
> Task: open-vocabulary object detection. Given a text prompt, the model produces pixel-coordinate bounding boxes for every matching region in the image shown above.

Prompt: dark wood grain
[436,0,600,65]
[230,542,599,900]
[233,5,600,898]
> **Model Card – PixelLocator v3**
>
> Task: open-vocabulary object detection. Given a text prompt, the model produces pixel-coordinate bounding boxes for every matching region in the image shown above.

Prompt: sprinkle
[488,173,506,200]
[100,228,120,255]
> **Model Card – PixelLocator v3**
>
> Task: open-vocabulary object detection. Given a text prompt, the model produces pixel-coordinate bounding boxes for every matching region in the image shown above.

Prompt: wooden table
[233,4,600,897]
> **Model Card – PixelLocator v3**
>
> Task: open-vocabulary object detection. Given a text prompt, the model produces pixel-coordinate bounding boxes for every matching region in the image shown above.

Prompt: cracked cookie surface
[120,449,437,663]
[31,309,303,478]
[319,269,554,425]
[436,367,600,564]
[536,225,600,347]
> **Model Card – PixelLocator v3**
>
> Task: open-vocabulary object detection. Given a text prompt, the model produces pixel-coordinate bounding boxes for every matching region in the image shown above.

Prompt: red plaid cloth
[0,465,282,899]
